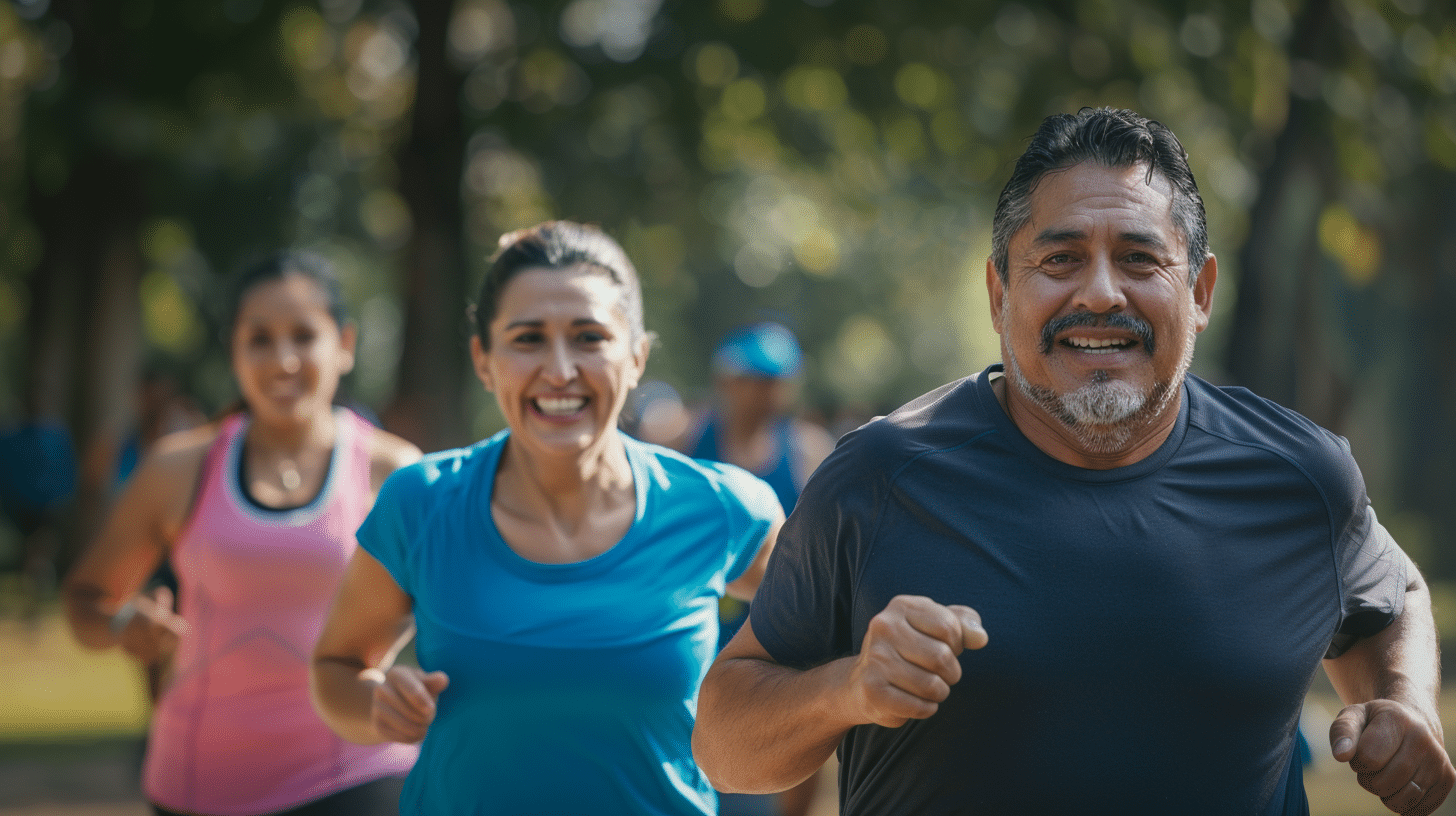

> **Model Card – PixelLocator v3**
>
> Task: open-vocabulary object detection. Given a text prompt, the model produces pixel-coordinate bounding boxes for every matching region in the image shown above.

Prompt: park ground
[2,604,1454,816]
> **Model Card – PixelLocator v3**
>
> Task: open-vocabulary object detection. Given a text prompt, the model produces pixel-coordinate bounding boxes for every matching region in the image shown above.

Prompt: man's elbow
[691,724,758,795]
[692,670,751,792]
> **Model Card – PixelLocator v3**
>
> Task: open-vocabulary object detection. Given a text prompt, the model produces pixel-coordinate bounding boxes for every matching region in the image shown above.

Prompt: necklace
[280,460,301,491]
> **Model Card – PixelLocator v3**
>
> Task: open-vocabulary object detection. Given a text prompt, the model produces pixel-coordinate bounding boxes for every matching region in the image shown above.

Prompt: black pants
[152,776,406,816]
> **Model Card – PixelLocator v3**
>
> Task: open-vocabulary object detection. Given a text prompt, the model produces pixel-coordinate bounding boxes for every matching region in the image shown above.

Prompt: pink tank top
[144,408,417,815]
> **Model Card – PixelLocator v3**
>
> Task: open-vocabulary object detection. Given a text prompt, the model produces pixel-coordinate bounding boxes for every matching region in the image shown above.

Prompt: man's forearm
[1324,563,1441,729]
[693,654,858,794]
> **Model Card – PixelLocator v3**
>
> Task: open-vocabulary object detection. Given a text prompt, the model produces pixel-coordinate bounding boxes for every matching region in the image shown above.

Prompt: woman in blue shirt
[311,221,782,815]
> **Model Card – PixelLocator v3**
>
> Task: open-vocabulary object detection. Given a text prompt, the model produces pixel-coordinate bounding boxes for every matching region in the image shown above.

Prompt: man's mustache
[1039,311,1155,355]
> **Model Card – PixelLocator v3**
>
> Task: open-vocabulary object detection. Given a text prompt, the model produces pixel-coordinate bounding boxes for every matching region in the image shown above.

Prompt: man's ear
[469,335,495,392]
[987,258,1006,336]
[1192,254,1217,333]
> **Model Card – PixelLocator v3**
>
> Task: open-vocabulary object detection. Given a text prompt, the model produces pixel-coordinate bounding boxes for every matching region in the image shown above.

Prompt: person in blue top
[694,108,1456,815]
[684,322,835,650]
[311,220,782,816]
[677,321,834,816]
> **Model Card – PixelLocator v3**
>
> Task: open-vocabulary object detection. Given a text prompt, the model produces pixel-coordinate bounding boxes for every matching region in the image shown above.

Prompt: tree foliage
[2,0,1456,580]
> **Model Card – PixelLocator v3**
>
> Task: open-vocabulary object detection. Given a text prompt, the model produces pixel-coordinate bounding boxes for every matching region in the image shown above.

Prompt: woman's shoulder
[143,421,226,481]
[118,420,228,527]
[629,434,780,515]
[359,422,424,494]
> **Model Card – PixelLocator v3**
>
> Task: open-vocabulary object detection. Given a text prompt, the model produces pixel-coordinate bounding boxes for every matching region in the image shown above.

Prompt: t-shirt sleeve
[712,462,783,585]
[356,463,426,598]
[1317,428,1408,659]
[1325,503,1408,659]
[749,425,883,669]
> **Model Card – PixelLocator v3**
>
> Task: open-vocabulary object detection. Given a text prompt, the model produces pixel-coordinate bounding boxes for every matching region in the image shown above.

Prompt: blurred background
[0,0,1453,812]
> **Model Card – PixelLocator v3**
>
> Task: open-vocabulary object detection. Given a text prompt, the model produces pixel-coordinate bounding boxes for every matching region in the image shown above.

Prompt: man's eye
[1044,253,1077,266]
[576,331,606,344]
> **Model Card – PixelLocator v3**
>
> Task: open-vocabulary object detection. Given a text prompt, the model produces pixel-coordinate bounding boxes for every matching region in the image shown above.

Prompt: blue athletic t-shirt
[359,430,780,816]
[751,365,1407,816]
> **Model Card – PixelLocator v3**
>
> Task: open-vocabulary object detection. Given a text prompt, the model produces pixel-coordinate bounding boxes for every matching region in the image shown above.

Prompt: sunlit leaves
[516,47,589,111]
[282,7,335,73]
[139,220,207,355]
[141,270,204,355]
[721,77,766,121]
[893,63,945,110]
[716,0,765,25]
[1317,203,1381,286]
[690,42,739,87]
[782,67,845,112]
[560,0,663,63]
[449,0,514,66]
[463,137,553,236]
[825,314,899,400]
[359,189,412,250]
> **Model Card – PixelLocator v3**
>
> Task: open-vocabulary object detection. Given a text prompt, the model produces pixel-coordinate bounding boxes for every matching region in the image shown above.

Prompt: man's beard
[1003,308,1194,455]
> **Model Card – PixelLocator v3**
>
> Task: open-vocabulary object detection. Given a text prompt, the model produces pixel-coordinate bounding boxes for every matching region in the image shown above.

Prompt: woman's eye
[511,331,544,345]
[576,331,606,344]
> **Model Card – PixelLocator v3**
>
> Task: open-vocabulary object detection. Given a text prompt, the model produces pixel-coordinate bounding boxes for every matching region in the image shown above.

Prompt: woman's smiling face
[231,273,355,428]
[471,264,648,458]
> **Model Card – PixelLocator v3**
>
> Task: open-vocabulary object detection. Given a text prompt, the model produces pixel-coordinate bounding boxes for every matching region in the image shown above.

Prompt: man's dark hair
[990,107,1209,285]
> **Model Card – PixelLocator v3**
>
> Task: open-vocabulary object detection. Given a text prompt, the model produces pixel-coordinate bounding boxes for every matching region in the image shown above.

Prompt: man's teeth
[1065,337,1133,352]
[535,397,586,415]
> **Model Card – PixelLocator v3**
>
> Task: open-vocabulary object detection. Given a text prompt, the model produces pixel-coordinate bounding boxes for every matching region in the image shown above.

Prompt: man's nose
[1073,256,1127,314]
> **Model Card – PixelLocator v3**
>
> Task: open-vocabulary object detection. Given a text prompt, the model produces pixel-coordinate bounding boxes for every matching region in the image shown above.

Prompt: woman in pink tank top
[64,252,421,816]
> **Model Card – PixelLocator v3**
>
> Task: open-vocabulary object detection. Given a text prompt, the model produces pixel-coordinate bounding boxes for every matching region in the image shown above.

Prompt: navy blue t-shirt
[750,366,1406,815]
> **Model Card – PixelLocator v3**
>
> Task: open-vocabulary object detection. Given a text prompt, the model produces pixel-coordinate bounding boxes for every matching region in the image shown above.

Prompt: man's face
[988,161,1216,455]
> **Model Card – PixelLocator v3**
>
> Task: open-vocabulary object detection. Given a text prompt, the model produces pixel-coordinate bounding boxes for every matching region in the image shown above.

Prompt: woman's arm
[63,433,208,660]
[311,547,444,745]
[366,427,422,497]
[725,518,782,602]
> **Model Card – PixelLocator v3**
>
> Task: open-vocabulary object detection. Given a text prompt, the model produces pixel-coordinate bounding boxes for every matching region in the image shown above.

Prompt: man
[692,108,1455,815]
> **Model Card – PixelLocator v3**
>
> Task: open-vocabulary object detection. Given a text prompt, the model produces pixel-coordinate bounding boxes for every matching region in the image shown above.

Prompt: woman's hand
[365,665,450,744]
[114,585,189,665]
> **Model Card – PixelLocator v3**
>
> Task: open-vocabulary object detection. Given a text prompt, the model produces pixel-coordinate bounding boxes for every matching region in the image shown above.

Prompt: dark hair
[990,107,1209,285]
[224,250,348,342]
[473,221,648,349]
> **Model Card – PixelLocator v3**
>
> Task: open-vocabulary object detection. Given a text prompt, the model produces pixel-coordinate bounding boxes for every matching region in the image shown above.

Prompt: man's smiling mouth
[1062,337,1137,353]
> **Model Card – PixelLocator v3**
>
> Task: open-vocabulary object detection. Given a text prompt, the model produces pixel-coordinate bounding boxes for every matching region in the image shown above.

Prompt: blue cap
[713,322,802,378]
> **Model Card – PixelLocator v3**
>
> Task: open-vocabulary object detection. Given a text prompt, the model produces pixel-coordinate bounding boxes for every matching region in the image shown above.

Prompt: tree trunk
[1224,0,1338,412]
[385,0,473,452]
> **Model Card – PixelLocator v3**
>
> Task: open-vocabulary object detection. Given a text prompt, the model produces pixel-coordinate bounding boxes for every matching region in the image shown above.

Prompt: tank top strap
[199,414,247,509]
[334,407,375,495]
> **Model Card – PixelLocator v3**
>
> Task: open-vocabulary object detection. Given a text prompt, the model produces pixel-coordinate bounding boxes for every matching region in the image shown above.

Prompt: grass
[0,611,149,742]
